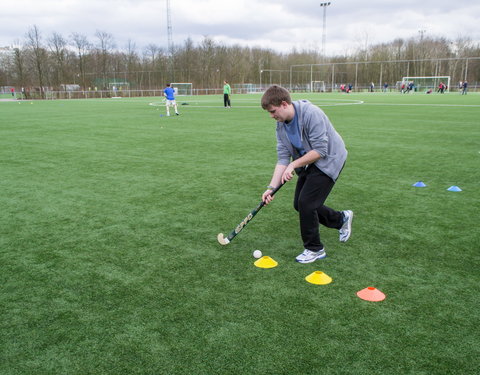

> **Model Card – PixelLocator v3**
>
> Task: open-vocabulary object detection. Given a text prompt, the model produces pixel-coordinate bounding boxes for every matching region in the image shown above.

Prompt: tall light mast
[320,2,331,61]
[166,0,173,56]
[166,0,174,78]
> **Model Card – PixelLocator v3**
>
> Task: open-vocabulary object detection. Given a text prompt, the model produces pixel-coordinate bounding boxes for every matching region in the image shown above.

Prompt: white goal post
[311,81,326,92]
[401,76,451,92]
[171,83,193,96]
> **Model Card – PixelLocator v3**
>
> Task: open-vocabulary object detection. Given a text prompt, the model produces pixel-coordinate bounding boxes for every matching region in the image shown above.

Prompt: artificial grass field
[1,92,479,374]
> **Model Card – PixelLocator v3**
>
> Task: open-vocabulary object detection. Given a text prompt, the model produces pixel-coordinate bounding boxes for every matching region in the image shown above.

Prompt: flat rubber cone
[447,185,462,192]
[305,271,332,285]
[412,181,427,187]
[356,287,386,302]
[254,256,278,269]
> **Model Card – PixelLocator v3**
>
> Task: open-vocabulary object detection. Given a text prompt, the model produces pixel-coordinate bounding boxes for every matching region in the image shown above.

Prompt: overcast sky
[1,0,479,55]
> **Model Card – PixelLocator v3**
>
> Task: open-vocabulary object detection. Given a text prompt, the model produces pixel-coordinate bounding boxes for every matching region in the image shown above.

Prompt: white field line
[149,98,365,108]
[361,102,480,108]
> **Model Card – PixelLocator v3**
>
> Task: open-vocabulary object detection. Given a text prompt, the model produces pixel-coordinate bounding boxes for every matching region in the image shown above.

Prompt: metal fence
[43,87,272,100]
[257,57,480,93]
[11,56,480,99]
[43,88,227,100]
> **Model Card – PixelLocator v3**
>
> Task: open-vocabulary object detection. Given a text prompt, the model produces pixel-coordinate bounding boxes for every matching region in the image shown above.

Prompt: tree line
[1,25,479,94]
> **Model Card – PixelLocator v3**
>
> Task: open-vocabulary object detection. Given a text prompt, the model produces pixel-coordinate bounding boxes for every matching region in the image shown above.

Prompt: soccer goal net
[108,81,130,97]
[311,81,326,92]
[401,76,450,92]
[171,83,193,96]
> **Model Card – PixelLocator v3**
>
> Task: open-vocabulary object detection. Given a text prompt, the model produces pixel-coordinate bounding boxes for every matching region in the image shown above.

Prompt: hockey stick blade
[217,233,230,245]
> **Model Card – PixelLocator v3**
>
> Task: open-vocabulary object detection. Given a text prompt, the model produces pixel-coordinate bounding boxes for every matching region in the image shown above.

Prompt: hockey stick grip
[224,180,287,242]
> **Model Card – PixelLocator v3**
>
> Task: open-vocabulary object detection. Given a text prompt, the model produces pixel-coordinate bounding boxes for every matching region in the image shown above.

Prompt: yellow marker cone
[305,271,332,285]
[356,287,386,302]
[254,256,278,269]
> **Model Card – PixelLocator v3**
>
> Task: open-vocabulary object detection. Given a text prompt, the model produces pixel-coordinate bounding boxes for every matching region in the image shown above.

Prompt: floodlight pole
[320,2,331,62]
[166,0,174,78]
[418,29,426,41]
[417,29,426,76]
[166,0,174,55]
[464,58,469,81]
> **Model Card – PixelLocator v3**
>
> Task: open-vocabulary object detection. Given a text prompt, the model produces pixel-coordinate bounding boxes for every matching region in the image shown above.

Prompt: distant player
[437,82,446,94]
[223,80,231,108]
[164,83,179,116]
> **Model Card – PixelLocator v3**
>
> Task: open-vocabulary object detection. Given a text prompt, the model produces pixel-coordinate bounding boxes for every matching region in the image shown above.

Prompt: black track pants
[293,165,344,251]
[223,94,231,107]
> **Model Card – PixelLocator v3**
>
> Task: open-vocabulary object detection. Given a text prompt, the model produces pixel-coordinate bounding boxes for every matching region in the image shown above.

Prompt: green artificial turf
[1,92,479,374]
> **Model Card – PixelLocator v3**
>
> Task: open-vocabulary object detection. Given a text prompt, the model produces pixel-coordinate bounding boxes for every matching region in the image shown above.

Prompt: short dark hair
[261,85,292,109]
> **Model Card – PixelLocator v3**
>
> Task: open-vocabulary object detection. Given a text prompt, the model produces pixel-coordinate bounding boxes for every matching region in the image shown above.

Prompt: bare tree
[198,37,218,88]
[176,37,198,83]
[124,40,138,70]
[70,32,91,89]
[48,32,69,88]
[11,39,27,89]
[144,43,160,69]
[25,25,47,97]
[122,40,140,88]
[95,30,116,88]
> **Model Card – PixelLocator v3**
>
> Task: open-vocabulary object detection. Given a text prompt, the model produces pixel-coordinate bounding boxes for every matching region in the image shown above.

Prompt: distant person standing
[164,83,179,116]
[223,80,231,108]
[462,81,468,95]
[370,82,374,92]
[437,82,446,94]
[407,81,414,93]
[383,82,388,92]
[10,87,15,97]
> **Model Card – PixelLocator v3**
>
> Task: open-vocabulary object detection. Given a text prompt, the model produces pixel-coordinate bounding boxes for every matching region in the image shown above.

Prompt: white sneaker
[295,249,326,263]
[339,210,353,242]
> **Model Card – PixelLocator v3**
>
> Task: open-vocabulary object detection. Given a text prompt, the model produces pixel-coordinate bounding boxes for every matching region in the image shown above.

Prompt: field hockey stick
[217,180,288,245]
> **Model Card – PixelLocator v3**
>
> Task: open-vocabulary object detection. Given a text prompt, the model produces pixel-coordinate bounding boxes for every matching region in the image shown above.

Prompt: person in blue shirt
[164,83,179,116]
[260,85,353,264]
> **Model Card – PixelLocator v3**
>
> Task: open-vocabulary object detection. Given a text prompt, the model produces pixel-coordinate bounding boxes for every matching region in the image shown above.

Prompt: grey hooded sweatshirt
[275,99,347,181]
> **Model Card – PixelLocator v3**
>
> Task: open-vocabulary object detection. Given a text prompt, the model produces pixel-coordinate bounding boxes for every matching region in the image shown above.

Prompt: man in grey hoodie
[261,85,353,263]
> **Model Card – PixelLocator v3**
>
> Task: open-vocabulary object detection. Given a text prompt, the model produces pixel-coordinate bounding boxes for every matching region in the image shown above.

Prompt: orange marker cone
[356,287,386,302]
[305,271,332,285]
[254,256,278,269]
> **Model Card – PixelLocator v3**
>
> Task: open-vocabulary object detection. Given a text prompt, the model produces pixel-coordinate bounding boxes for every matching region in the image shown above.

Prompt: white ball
[253,250,262,259]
